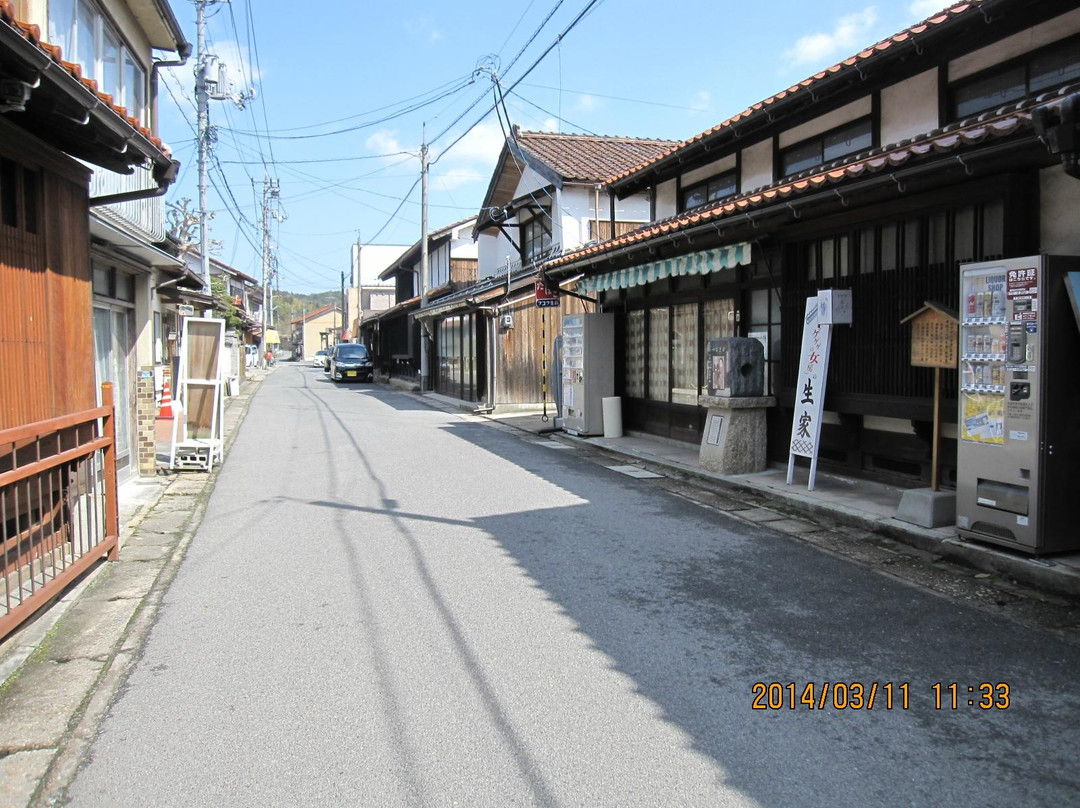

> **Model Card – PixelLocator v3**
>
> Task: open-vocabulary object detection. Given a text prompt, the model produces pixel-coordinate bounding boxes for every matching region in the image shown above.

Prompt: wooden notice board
[901,302,959,369]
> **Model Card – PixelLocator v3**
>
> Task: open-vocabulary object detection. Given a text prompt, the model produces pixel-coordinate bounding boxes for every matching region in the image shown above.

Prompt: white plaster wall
[654,179,678,219]
[354,244,409,287]
[681,154,738,188]
[449,236,478,260]
[614,192,651,223]
[950,9,1080,81]
[1040,166,1080,255]
[478,230,517,279]
[430,242,450,288]
[779,98,873,148]
[881,69,940,145]
[514,165,552,198]
[559,185,605,250]
[741,139,774,192]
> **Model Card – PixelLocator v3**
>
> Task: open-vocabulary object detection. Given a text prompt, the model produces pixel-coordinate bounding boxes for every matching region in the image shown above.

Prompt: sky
[158,0,951,294]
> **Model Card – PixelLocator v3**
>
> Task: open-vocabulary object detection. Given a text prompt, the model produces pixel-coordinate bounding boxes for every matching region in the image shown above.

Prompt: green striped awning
[578,243,752,294]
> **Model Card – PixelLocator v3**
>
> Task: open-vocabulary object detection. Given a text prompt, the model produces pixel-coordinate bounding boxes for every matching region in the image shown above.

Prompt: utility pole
[420,125,431,391]
[194,0,254,294]
[195,0,212,293]
[340,271,346,343]
[258,172,282,366]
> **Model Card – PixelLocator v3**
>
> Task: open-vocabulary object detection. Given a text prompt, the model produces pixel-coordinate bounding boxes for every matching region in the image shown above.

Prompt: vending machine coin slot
[1010,382,1030,401]
[1008,323,1026,364]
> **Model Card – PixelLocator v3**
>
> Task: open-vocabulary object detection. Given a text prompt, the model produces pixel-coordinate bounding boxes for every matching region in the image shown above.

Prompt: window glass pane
[903,219,921,269]
[821,238,835,280]
[953,66,1025,118]
[928,212,947,266]
[93,266,110,296]
[707,173,737,201]
[76,0,98,79]
[124,52,146,124]
[0,157,17,227]
[981,200,1004,257]
[750,288,769,325]
[48,0,76,59]
[782,140,821,176]
[822,120,873,162]
[806,242,817,282]
[859,228,875,273]
[102,27,119,101]
[647,308,669,402]
[1030,41,1080,93]
[671,303,697,405]
[838,235,850,277]
[683,187,707,209]
[116,272,134,302]
[702,298,733,393]
[625,310,645,398]
[954,207,976,262]
[881,224,898,271]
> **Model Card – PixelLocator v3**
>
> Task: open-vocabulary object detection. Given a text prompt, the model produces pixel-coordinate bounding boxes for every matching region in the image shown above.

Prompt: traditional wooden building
[420,130,673,408]
[360,218,477,387]
[544,0,1080,486]
[0,0,184,430]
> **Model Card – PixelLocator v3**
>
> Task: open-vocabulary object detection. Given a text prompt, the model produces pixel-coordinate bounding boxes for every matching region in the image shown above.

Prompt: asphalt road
[68,365,1080,807]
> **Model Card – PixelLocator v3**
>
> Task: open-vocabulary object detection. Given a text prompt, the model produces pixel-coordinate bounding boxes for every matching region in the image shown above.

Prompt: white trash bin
[602,396,623,438]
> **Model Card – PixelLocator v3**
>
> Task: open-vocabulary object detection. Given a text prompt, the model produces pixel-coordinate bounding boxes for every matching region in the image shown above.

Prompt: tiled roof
[292,303,339,324]
[514,129,675,183]
[548,92,1055,272]
[606,1,988,188]
[0,2,171,160]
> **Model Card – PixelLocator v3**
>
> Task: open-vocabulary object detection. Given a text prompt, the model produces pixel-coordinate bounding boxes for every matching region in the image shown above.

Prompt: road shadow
[428,419,1080,807]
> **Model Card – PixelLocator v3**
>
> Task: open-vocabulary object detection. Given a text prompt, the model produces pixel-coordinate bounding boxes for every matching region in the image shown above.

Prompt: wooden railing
[0,384,119,642]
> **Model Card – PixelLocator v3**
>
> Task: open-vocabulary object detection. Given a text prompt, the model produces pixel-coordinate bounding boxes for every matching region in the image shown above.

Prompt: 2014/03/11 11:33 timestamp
[750,682,1011,710]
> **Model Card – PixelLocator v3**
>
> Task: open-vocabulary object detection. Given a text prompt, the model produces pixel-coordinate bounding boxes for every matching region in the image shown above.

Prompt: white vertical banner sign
[787,295,834,491]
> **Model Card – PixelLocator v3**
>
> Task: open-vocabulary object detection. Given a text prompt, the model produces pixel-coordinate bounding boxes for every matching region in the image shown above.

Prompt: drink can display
[992,365,1003,386]
[976,292,986,317]
[984,288,993,316]
[966,334,976,354]
[967,293,977,316]
[992,288,1005,318]
[999,333,1007,354]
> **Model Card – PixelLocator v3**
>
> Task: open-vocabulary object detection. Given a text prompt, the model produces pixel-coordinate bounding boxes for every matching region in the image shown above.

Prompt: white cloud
[908,0,946,18]
[783,7,880,67]
[573,94,600,114]
[365,129,406,155]
[405,15,442,43]
[689,90,711,113]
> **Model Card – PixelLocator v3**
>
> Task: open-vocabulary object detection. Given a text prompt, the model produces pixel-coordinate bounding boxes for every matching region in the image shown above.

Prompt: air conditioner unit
[500,313,514,330]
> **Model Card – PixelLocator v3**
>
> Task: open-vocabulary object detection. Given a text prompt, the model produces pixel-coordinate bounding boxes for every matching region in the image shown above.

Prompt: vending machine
[560,313,614,436]
[956,255,1080,553]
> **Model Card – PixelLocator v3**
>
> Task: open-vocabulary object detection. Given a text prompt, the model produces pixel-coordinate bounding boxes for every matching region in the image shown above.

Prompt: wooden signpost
[900,302,959,491]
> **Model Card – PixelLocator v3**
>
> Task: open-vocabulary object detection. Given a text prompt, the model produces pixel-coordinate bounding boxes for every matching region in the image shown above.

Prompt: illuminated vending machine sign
[956,256,1080,554]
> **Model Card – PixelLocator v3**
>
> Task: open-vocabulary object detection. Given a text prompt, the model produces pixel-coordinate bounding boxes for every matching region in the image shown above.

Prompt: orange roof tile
[0,1,170,158]
[547,94,1049,273]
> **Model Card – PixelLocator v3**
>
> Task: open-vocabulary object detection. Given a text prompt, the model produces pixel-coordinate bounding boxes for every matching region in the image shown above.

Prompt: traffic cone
[158,378,173,418]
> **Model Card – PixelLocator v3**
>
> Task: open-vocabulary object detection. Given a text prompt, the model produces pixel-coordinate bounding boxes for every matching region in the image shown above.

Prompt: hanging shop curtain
[578,243,752,294]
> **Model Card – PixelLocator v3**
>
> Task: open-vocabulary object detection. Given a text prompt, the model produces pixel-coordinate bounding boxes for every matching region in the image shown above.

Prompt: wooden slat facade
[494,295,588,406]
[0,120,94,432]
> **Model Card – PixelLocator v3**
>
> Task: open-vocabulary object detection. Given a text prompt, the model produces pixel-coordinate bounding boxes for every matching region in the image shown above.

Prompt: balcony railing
[89,165,167,242]
[1,385,119,642]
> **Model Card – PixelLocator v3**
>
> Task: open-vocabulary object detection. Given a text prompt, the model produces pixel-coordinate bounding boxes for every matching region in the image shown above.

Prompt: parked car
[329,342,374,382]
[312,349,330,368]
